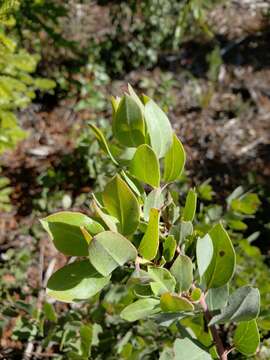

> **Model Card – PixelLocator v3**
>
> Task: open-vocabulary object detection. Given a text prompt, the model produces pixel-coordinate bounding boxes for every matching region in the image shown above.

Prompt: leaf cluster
[42,87,261,359]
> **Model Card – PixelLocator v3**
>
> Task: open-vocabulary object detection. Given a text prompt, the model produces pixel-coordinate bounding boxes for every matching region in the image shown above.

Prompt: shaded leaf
[89,231,137,276]
[173,338,212,360]
[102,175,140,236]
[170,255,193,292]
[120,298,160,322]
[89,124,118,165]
[206,285,229,311]
[209,286,260,325]
[113,94,145,147]
[143,188,165,221]
[148,267,176,296]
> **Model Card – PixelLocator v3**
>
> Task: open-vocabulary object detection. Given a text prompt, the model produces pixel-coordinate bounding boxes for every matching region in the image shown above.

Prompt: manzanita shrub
[41,86,261,359]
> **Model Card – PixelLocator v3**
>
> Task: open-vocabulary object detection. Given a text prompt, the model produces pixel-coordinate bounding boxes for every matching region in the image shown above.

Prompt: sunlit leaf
[160,293,194,312]
[144,99,173,158]
[139,208,160,260]
[47,260,110,303]
[170,255,193,292]
[233,320,260,356]
[163,133,186,182]
[129,144,160,187]
[40,211,104,256]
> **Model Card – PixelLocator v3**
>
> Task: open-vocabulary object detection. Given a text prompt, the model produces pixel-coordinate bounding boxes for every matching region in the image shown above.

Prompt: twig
[200,293,227,360]
[22,252,56,360]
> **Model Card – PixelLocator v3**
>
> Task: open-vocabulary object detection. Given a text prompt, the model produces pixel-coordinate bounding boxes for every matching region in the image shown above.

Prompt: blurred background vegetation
[0,0,270,359]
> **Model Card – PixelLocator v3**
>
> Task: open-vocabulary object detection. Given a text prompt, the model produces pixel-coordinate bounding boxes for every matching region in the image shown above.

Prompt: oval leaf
[163,133,186,182]
[209,286,260,325]
[148,266,176,296]
[144,99,173,158]
[40,211,104,256]
[183,189,197,222]
[233,320,260,356]
[89,231,137,276]
[170,255,193,292]
[46,260,110,303]
[120,298,160,322]
[163,235,177,262]
[139,208,160,260]
[129,144,160,187]
[173,338,212,360]
[102,175,140,236]
[160,293,194,312]
[202,223,236,289]
[196,234,213,279]
[113,94,145,147]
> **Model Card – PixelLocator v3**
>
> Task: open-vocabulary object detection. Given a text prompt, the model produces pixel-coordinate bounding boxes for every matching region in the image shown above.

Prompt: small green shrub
[0,2,56,154]
[41,87,261,359]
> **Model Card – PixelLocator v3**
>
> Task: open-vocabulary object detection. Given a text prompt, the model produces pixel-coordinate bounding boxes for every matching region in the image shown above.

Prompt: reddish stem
[200,293,228,360]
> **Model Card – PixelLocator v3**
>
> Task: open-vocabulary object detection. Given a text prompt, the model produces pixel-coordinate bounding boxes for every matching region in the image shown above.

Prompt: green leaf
[120,298,160,322]
[191,288,202,302]
[173,338,212,360]
[40,212,104,256]
[46,260,110,303]
[209,286,260,325]
[143,188,165,221]
[148,267,176,296]
[196,234,213,279]
[233,320,260,356]
[160,293,194,312]
[170,255,193,292]
[89,124,119,165]
[231,193,261,215]
[92,200,119,233]
[144,99,173,158]
[102,175,140,236]
[163,235,177,262]
[43,302,57,323]
[163,133,186,182]
[89,231,137,276]
[113,94,145,147]
[139,208,160,260]
[171,221,193,245]
[80,325,92,358]
[129,144,160,187]
[127,84,144,112]
[202,223,236,289]
[34,78,56,91]
[183,189,197,222]
[206,285,229,311]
